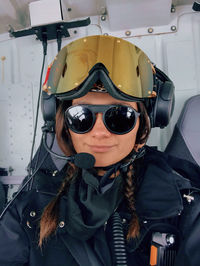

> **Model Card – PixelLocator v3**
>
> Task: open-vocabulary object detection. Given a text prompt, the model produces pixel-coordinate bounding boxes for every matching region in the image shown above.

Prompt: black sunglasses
[65,104,140,135]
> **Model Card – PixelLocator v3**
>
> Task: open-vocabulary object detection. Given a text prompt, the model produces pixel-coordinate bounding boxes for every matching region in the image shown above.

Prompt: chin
[94,157,121,168]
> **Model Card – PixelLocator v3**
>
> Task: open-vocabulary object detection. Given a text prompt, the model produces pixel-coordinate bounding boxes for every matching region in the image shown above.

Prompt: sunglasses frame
[65,104,140,135]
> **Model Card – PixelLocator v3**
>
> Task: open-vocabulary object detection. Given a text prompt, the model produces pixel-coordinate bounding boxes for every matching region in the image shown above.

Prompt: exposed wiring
[27,36,47,182]
[27,30,62,189]
[0,147,50,220]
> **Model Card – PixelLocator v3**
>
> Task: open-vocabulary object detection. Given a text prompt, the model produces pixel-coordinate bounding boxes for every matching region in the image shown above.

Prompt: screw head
[171,25,177,31]
[148,28,154,33]
[125,30,131,36]
[30,211,36,217]
[59,221,65,228]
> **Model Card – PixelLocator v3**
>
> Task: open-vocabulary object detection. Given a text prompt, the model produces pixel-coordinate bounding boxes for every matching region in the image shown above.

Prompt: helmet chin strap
[90,146,146,187]
[95,146,146,173]
[119,146,146,171]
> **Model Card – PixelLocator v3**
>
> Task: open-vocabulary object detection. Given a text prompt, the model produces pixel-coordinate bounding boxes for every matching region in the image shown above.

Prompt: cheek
[69,130,84,153]
[118,132,137,154]
[119,119,140,151]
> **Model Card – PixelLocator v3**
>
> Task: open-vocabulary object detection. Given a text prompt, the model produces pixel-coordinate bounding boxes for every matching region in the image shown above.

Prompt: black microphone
[73,153,96,169]
[42,132,96,169]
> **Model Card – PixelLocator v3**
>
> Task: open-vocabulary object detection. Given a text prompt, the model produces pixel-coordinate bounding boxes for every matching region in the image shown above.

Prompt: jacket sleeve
[0,198,29,266]
[174,190,200,266]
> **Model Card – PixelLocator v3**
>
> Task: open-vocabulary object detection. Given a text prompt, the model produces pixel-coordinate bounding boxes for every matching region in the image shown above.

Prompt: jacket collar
[135,146,196,220]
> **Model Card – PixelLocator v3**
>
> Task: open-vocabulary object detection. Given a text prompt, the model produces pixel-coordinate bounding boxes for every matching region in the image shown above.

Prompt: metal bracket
[9,17,91,41]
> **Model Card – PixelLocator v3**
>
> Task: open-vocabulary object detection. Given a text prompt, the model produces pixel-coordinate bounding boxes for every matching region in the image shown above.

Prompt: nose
[90,113,111,138]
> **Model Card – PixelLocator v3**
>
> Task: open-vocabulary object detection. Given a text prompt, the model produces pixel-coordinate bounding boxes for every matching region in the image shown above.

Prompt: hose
[111,212,128,266]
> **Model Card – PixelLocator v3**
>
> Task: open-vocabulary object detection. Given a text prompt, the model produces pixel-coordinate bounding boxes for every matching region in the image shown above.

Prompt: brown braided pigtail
[39,164,77,247]
[39,101,77,247]
[123,101,151,240]
[123,164,140,239]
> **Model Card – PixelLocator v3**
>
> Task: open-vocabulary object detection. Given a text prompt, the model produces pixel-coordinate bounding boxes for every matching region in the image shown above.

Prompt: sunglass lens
[65,106,94,133]
[105,106,136,134]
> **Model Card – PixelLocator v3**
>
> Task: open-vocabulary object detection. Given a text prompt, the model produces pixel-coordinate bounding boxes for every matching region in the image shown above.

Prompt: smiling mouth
[88,145,116,153]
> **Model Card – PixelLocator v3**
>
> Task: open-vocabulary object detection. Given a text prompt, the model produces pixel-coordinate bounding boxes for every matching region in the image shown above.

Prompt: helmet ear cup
[151,77,175,128]
[41,91,56,123]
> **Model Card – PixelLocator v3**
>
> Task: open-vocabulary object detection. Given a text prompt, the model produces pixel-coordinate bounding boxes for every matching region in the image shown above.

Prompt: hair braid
[38,164,77,247]
[123,164,140,240]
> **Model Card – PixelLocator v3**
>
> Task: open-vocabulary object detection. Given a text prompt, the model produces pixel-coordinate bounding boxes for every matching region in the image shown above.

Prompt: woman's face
[69,92,141,167]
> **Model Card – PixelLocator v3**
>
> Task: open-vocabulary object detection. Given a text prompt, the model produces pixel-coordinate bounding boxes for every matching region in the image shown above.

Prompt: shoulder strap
[60,233,103,266]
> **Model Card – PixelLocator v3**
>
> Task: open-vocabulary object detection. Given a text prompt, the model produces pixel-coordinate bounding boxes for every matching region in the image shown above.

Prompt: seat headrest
[165,94,200,166]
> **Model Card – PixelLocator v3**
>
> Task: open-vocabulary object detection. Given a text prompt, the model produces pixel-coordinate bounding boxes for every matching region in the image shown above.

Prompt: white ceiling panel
[0,0,196,35]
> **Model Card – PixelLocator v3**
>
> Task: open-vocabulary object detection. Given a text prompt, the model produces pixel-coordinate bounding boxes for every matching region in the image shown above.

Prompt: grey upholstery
[165,94,200,166]
[30,133,67,173]
[47,133,67,171]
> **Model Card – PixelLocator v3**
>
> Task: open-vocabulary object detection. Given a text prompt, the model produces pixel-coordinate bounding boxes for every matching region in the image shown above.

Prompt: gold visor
[46,35,154,98]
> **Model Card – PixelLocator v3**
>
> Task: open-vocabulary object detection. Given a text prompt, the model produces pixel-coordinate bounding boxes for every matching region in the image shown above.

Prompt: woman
[0,35,200,266]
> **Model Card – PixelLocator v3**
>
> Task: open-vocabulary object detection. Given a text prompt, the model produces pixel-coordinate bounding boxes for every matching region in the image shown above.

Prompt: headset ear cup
[152,80,175,128]
[41,91,57,123]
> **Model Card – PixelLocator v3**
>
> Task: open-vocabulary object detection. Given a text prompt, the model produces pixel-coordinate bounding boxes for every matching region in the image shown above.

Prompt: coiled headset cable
[111,212,128,266]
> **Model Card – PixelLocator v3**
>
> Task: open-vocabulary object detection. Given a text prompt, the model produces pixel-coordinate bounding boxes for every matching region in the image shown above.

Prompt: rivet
[59,221,65,228]
[1,56,6,61]
[30,211,36,217]
[118,84,122,88]
[104,221,107,230]
[143,220,148,224]
[74,82,79,86]
[171,25,177,32]
[148,28,154,34]
[117,40,121,43]
[122,218,126,224]
[101,15,106,21]
[67,8,72,12]
[125,30,131,36]
[52,170,58,176]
